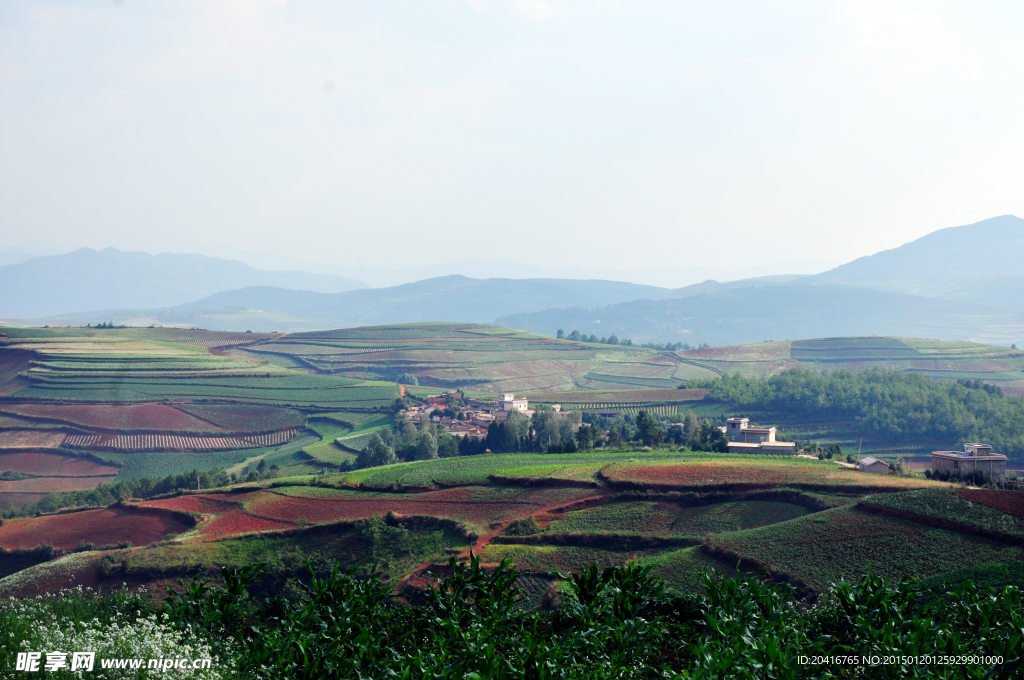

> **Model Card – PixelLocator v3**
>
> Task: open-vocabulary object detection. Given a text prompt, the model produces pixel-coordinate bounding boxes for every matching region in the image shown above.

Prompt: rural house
[500,393,529,413]
[857,456,890,474]
[724,417,796,454]
[930,443,1007,482]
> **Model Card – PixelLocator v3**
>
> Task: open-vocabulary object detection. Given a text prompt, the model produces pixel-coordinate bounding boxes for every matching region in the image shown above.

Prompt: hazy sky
[1,0,1023,278]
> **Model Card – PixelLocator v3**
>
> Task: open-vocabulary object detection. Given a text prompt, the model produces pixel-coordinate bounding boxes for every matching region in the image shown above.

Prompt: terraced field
[244,324,698,392]
[682,336,1024,395]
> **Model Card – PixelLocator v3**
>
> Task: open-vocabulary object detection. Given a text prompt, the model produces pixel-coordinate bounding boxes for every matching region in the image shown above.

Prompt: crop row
[65,434,259,450]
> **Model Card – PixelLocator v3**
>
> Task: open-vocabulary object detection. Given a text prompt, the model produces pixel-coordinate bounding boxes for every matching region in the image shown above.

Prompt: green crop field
[480,543,667,574]
[643,546,737,594]
[707,506,1024,590]
[343,451,681,488]
[546,500,810,538]
[859,488,1024,539]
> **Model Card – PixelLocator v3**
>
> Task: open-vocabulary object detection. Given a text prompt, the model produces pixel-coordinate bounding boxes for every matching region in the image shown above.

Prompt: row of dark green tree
[556,329,633,345]
[705,368,1024,458]
[148,555,1024,678]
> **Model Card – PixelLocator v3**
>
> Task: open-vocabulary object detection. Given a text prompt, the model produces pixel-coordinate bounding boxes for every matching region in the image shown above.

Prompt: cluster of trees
[640,341,711,352]
[556,329,633,345]
[707,368,1024,457]
[0,467,232,519]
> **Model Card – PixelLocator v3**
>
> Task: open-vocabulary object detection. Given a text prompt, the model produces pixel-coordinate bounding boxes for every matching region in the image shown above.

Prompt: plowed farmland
[0,507,190,550]
[956,489,1024,519]
[0,403,224,432]
[0,452,118,477]
[0,476,115,493]
[0,430,66,449]
[143,486,600,541]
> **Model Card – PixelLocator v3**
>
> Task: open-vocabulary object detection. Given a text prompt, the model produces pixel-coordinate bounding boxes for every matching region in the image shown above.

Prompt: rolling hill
[812,214,1024,307]
[0,248,366,319]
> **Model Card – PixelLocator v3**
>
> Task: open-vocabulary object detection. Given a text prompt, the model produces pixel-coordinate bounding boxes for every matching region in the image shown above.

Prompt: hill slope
[813,214,1024,307]
[0,248,366,318]
[497,284,1024,347]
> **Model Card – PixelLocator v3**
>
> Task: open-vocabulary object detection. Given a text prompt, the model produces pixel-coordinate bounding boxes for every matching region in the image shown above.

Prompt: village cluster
[400,392,540,439]
[398,393,1009,482]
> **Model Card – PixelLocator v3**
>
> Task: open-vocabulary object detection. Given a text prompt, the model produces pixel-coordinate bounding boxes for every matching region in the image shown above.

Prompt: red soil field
[0,507,190,550]
[957,489,1024,519]
[141,495,241,515]
[0,452,119,477]
[606,463,792,488]
[0,404,225,433]
[0,476,115,494]
[191,486,595,540]
[0,430,66,449]
[197,510,294,539]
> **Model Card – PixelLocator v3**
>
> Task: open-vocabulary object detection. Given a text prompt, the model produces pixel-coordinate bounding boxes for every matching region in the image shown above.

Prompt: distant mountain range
[0,248,366,318]
[32,276,670,331]
[498,216,1024,346]
[4,216,1024,347]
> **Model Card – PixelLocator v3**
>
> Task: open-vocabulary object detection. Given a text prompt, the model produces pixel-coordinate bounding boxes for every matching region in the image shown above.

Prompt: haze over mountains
[0,248,366,318]
[3,216,1023,347]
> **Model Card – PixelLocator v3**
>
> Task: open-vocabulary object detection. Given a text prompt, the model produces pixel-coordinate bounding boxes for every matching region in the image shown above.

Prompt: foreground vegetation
[2,556,1021,679]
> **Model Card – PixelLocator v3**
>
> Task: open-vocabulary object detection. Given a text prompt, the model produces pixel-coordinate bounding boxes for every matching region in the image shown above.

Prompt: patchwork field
[682,336,1024,395]
[2,323,1024,609]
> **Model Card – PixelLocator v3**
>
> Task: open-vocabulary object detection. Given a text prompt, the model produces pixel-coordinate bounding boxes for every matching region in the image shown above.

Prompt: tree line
[556,329,634,345]
[355,407,728,469]
[705,368,1024,458]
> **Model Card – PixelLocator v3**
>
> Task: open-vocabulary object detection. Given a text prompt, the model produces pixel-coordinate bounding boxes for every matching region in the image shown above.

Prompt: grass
[344,451,682,488]
[707,506,1024,591]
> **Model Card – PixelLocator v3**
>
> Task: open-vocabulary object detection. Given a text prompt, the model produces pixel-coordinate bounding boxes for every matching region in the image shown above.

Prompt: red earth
[0,452,119,477]
[0,507,190,550]
[141,494,241,515]
[0,430,67,449]
[0,403,225,433]
[0,476,116,494]
[956,489,1024,519]
[141,486,597,541]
